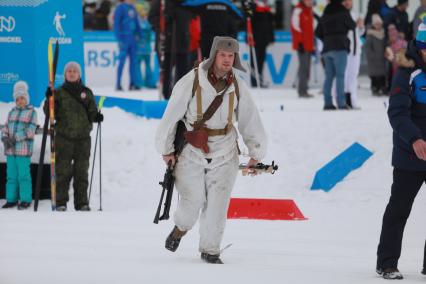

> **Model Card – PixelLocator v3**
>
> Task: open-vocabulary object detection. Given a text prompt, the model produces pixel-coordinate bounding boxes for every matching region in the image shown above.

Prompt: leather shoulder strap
[233,77,240,100]
[193,82,232,130]
[192,68,199,97]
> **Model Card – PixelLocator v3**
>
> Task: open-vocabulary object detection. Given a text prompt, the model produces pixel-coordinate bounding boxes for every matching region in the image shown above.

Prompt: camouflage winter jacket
[46,84,98,140]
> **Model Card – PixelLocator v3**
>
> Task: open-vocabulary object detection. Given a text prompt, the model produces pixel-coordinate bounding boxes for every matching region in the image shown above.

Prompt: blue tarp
[95,96,167,119]
[311,142,373,192]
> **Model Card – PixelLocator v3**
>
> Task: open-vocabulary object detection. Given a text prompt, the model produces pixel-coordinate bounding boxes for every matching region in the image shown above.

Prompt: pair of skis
[34,39,59,212]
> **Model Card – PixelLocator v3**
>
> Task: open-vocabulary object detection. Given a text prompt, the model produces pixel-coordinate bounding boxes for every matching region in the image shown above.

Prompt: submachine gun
[153,121,187,224]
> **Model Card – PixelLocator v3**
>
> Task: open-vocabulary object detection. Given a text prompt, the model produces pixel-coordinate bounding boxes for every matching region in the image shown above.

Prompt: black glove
[297,44,305,53]
[1,136,15,149]
[242,0,254,17]
[94,112,104,123]
[45,87,52,99]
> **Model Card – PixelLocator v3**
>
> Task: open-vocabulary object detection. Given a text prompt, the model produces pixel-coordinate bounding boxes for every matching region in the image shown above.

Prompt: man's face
[214,50,235,74]
[420,49,426,62]
[342,0,352,10]
[65,67,80,83]
[399,2,408,11]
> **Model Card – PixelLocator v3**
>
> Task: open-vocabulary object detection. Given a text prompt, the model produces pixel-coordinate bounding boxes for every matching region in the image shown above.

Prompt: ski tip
[220,243,233,253]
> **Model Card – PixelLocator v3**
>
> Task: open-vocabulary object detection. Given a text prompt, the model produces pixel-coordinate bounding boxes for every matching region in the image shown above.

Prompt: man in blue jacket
[377,19,426,280]
[114,0,142,91]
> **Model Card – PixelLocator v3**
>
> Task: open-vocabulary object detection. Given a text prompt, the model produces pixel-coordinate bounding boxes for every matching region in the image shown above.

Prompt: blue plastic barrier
[95,96,167,119]
[311,142,373,192]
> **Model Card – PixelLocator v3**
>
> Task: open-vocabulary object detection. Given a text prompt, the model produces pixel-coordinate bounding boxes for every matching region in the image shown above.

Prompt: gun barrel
[153,187,166,224]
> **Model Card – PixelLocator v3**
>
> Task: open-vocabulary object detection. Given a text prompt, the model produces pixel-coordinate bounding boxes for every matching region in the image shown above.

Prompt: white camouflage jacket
[155,61,267,161]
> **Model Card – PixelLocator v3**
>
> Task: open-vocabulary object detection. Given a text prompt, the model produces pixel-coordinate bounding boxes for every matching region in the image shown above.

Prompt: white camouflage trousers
[174,147,239,255]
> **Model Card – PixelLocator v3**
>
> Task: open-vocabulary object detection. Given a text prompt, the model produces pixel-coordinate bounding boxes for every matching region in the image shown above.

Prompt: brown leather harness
[191,68,240,137]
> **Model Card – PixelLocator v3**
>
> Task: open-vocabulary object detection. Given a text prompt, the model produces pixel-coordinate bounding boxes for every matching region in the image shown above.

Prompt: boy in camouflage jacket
[45,61,103,211]
[1,81,38,210]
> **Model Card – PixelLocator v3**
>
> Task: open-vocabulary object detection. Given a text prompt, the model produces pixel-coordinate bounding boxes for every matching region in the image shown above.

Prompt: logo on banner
[0,16,15,32]
[54,12,66,36]
[0,16,22,44]
[50,11,72,44]
[0,73,20,84]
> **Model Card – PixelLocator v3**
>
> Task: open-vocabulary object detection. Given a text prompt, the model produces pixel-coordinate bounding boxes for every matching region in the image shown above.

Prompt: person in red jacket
[291,0,315,98]
[189,15,201,67]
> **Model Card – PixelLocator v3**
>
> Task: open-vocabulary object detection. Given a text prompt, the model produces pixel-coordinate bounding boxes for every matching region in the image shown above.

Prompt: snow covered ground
[1,82,425,284]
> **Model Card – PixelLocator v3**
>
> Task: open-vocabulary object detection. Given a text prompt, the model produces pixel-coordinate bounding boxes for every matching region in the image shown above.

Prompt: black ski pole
[423,239,426,274]
[34,113,49,211]
[88,122,100,204]
[99,121,102,211]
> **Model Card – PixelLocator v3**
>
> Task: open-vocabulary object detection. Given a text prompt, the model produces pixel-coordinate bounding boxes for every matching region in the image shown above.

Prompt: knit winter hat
[13,81,29,103]
[416,17,426,49]
[63,61,82,77]
[202,36,246,72]
[397,0,408,6]
[372,14,383,26]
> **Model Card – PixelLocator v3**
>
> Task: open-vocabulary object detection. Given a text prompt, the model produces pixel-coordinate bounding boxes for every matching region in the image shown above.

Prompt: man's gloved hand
[242,0,254,17]
[45,87,53,99]
[94,112,104,123]
[1,136,16,149]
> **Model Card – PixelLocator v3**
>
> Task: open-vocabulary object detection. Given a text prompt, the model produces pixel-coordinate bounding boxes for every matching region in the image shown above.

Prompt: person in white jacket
[332,0,364,108]
[155,36,267,264]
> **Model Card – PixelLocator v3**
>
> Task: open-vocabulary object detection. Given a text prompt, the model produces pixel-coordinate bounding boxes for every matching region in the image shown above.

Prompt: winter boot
[129,85,141,91]
[165,226,187,252]
[323,105,337,111]
[56,205,67,212]
[381,268,403,280]
[76,205,91,211]
[299,93,314,98]
[2,202,17,209]
[345,92,352,108]
[18,202,31,210]
[422,268,425,275]
[201,253,223,264]
[338,104,352,110]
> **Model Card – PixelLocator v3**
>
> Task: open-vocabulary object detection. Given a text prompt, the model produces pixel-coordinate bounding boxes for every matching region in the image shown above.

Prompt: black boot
[18,202,31,210]
[2,202,17,209]
[323,105,337,111]
[129,85,141,91]
[165,226,187,252]
[201,253,223,264]
[345,92,352,108]
[76,204,91,211]
[423,240,426,275]
[381,268,403,280]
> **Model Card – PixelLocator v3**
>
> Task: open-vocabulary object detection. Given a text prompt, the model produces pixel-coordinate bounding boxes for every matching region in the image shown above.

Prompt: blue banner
[0,0,84,106]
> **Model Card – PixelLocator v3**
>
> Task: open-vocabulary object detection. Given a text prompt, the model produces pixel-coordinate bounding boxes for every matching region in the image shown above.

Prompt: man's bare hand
[413,139,426,161]
[162,154,176,167]
[246,158,259,176]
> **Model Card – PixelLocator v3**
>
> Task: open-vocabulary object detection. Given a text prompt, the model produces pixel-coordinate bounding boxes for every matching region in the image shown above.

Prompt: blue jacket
[137,17,153,55]
[113,3,142,41]
[388,41,426,171]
